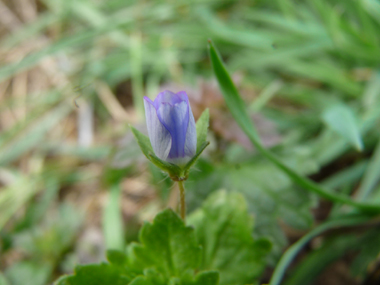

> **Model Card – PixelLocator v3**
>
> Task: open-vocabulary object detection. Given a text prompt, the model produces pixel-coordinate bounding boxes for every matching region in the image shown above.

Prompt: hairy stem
[178,181,186,221]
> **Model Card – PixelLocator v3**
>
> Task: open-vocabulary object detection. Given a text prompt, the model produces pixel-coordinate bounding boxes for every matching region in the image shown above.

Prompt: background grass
[0,0,380,284]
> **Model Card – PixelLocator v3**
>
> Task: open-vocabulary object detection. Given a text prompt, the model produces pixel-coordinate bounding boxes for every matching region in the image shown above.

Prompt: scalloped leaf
[188,191,271,285]
[130,209,202,277]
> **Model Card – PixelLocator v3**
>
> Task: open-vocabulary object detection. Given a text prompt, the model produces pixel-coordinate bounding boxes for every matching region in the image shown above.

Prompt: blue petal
[144,97,171,160]
[156,101,189,161]
[177,91,196,157]
[154,90,182,108]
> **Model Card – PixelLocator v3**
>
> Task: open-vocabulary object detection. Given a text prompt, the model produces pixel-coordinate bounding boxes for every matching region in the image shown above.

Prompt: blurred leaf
[188,191,271,285]
[196,108,210,152]
[5,262,51,285]
[356,138,380,201]
[322,104,363,151]
[103,184,124,251]
[284,235,359,285]
[0,274,9,285]
[14,177,59,231]
[190,271,219,285]
[269,214,372,285]
[0,102,72,165]
[351,229,380,278]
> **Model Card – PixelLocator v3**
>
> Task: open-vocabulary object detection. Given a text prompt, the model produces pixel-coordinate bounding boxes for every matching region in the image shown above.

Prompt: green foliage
[351,229,380,278]
[3,0,380,284]
[186,155,316,262]
[188,191,271,285]
[322,104,363,151]
[208,39,380,213]
[284,235,359,285]
[56,191,270,285]
[55,263,133,285]
[4,203,82,285]
[55,209,219,285]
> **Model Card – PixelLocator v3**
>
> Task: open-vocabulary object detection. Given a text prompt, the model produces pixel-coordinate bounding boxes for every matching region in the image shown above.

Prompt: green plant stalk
[178,181,186,221]
[208,40,380,214]
[269,215,373,285]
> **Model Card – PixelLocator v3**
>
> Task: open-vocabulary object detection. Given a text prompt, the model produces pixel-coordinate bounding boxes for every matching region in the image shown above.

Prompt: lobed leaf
[188,190,271,285]
[130,209,202,278]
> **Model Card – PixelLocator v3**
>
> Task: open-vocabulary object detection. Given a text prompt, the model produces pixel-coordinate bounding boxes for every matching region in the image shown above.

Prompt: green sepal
[195,108,209,152]
[182,141,210,178]
[130,126,184,179]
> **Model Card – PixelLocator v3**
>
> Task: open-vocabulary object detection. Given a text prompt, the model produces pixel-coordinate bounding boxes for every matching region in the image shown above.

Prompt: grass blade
[269,215,373,285]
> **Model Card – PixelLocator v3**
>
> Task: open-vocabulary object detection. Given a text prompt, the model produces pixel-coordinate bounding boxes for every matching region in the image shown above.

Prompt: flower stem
[178,181,186,221]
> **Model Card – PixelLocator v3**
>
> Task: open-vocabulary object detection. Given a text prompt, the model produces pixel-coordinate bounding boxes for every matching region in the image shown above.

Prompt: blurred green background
[1,0,380,284]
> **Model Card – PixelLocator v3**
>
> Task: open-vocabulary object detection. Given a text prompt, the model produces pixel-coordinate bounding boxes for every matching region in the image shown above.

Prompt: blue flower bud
[144,90,197,166]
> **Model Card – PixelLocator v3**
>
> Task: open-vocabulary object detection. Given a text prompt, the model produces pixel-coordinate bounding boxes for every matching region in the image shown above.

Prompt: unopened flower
[144,90,196,166]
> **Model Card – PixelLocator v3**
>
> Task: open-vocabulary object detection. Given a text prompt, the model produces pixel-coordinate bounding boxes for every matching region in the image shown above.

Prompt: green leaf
[196,108,210,152]
[55,263,132,285]
[188,191,271,285]
[107,250,128,266]
[5,262,51,285]
[322,104,363,151]
[185,156,316,263]
[131,209,202,278]
[356,137,380,201]
[207,40,260,143]
[351,229,380,277]
[129,269,219,285]
[192,271,219,285]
